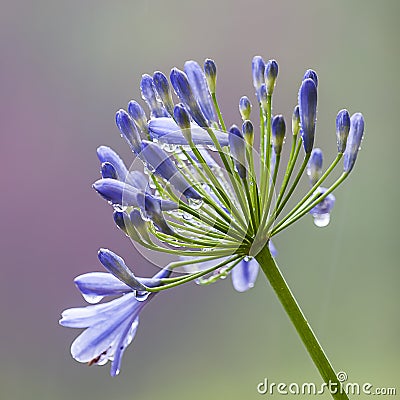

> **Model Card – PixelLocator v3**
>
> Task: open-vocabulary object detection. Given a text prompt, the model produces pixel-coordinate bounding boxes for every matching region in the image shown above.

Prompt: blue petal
[69,293,142,363]
[74,272,132,303]
[148,117,229,146]
[59,292,135,328]
[184,61,218,125]
[231,258,259,292]
[229,125,246,179]
[110,318,139,376]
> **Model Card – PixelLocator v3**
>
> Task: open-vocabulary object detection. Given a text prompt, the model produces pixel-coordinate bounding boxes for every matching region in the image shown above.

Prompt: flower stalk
[256,243,349,400]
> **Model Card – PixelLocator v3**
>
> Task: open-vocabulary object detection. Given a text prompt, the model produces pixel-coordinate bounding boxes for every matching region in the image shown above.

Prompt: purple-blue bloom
[60,265,170,376]
[152,71,174,115]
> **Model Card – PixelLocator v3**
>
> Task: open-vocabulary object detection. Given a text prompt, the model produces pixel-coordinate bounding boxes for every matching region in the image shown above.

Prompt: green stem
[256,244,349,400]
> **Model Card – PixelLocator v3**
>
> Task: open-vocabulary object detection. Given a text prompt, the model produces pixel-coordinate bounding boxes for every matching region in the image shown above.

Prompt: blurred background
[1,0,398,399]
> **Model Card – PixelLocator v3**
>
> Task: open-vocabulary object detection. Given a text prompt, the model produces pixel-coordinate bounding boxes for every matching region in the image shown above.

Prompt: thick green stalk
[255,244,349,400]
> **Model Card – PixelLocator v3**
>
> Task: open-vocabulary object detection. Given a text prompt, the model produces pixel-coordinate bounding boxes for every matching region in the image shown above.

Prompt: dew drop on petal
[188,198,203,210]
[207,145,217,152]
[313,213,331,227]
[82,293,104,304]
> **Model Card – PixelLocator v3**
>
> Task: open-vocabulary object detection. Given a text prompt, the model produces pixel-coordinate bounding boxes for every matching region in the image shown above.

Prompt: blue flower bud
[298,78,317,153]
[170,68,208,127]
[204,59,217,94]
[229,125,246,179]
[292,105,300,136]
[113,210,128,234]
[242,120,254,146]
[265,59,278,95]
[336,109,351,153]
[152,71,174,115]
[173,104,192,143]
[140,140,202,200]
[148,117,229,146]
[101,162,118,180]
[127,100,149,136]
[98,248,147,291]
[307,148,323,185]
[343,113,365,173]
[97,146,129,181]
[144,194,174,236]
[303,69,318,87]
[93,178,140,207]
[115,109,142,154]
[173,103,191,131]
[252,56,265,97]
[239,96,251,121]
[310,188,335,227]
[140,74,168,118]
[184,60,217,125]
[271,115,286,155]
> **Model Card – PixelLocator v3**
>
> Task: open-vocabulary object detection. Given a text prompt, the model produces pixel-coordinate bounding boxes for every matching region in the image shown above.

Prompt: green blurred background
[1,0,398,399]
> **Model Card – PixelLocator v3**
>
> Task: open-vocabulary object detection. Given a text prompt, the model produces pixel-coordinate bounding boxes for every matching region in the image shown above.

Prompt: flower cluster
[60,56,364,375]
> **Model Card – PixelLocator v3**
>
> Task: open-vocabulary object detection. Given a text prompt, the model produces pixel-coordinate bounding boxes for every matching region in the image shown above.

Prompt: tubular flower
[61,57,365,377]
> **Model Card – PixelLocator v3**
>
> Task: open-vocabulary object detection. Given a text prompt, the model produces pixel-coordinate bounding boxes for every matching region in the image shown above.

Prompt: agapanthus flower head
[61,56,365,376]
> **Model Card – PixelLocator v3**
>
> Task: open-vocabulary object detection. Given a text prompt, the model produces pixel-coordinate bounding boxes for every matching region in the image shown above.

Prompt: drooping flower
[61,56,365,376]
[60,252,170,376]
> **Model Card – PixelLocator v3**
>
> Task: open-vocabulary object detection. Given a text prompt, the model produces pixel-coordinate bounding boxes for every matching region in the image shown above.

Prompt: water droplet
[162,143,177,153]
[313,213,330,227]
[183,212,193,221]
[113,204,127,212]
[244,256,251,262]
[188,198,204,210]
[149,181,156,189]
[207,145,217,152]
[135,291,150,302]
[82,293,104,304]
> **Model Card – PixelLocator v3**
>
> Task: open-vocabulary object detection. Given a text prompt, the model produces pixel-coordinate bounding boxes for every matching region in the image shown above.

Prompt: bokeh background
[1,0,399,399]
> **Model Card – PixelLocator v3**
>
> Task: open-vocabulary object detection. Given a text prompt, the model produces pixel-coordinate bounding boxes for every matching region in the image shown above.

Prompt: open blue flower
[60,255,170,376]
